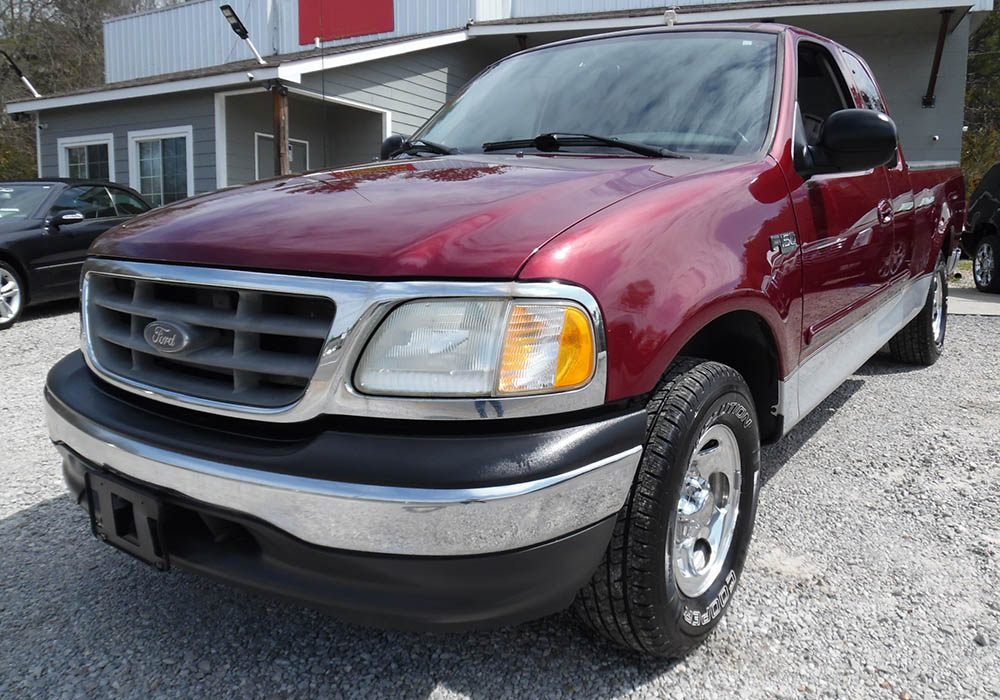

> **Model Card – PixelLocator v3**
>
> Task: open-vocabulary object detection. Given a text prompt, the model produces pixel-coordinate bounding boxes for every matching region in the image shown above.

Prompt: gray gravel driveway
[2,301,998,699]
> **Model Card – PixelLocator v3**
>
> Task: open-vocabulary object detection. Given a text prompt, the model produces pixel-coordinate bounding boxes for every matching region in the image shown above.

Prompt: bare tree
[0,0,176,179]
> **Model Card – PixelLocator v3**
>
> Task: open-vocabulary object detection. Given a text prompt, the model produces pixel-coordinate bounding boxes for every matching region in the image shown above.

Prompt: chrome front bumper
[46,392,642,557]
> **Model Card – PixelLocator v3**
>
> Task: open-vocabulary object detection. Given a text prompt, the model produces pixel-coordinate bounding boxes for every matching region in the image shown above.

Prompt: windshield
[417,31,778,157]
[0,184,53,220]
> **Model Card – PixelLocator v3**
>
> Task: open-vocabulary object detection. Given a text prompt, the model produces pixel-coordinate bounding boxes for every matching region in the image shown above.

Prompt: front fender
[518,158,802,402]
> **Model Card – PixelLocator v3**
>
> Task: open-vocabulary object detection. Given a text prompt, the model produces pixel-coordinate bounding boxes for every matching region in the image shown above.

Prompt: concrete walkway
[950,287,1000,316]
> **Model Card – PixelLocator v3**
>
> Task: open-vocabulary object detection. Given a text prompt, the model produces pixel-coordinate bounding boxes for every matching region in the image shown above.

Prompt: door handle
[877,200,893,225]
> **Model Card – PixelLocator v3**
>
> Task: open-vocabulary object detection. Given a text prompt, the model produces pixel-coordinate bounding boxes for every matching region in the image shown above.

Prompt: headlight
[354,298,596,397]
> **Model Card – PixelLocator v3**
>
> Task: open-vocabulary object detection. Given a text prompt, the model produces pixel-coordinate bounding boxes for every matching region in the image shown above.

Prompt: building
[4,0,993,206]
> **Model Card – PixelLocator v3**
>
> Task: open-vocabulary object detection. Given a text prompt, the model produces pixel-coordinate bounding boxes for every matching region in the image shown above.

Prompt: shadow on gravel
[760,378,864,485]
[853,353,928,377]
[18,298,78,323]
[0,496,675,699]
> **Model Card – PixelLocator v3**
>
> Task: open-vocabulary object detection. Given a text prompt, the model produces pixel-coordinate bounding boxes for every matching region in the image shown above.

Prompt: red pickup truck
[45,24,964,658]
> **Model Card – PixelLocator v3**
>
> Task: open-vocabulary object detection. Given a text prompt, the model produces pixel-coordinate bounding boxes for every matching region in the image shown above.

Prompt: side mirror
[48,210,85,229]
[380,134,409,160]
[798,109,897,178]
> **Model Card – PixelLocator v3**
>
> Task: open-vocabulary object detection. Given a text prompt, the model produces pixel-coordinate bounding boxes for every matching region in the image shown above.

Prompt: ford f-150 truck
[45,24,965,658]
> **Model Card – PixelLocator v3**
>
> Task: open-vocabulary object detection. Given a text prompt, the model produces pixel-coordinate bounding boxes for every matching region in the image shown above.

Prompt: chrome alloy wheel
[671,423,742,598]
[931,269,944,345]
[0,268,21,324]
[975,242,995,289]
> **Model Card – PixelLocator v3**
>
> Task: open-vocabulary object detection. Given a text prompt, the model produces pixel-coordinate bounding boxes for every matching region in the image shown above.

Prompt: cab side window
[797,43,851,145]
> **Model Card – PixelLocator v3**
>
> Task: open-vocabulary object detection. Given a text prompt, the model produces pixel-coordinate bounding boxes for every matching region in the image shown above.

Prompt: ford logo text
[143,320,192,354]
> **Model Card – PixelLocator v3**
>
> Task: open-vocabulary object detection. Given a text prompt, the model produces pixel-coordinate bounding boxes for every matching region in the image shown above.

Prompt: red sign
[298,0,394,45]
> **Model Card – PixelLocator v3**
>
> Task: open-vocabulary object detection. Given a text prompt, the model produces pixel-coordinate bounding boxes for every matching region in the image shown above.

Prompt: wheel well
[677,311,781,443]
[0,250,29,304]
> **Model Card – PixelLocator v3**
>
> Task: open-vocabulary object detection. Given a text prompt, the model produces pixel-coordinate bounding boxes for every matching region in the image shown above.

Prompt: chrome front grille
[85,273,335,408]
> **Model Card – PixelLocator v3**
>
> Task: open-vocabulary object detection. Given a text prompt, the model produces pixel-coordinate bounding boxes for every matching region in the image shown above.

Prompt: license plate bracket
[86,471,169,570]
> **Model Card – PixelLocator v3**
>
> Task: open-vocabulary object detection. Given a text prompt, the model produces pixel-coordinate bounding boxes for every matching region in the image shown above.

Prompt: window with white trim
[57,134,114,181]
[128,126,194,206]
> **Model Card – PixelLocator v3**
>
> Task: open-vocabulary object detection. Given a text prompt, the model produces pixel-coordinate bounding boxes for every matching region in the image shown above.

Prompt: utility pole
[271,81,290,176]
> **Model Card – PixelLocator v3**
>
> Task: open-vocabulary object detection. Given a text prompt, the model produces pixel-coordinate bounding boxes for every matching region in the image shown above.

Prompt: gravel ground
[2,301,998,700]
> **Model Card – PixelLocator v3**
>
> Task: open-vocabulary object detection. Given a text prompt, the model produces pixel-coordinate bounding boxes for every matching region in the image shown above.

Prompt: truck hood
[91,154,719,278]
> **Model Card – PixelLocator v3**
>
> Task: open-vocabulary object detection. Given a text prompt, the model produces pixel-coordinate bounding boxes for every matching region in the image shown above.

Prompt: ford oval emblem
[143,320,192,354]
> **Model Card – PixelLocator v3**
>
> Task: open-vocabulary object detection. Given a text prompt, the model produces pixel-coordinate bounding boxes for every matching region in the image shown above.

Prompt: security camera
[247,71,255,82]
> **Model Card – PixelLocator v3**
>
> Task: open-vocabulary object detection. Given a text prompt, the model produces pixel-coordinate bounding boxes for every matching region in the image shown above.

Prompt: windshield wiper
[482,133,688,159]
[403,138,456,156]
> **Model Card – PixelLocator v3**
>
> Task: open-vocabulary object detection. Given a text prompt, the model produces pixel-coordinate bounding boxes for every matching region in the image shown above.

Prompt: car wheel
[574,358,761,658]
[0,261,25,330]
[888,252,947,366]
[973,233,1000,293]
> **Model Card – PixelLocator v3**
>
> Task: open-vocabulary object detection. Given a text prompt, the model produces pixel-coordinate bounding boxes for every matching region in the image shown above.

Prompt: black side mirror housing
[48,210,85,229]
[380,134,409,160]
[798,109,898,178]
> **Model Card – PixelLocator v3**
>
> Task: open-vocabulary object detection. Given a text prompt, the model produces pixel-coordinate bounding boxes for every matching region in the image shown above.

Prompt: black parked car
[0,179,152,329]
[963,163,1000,293]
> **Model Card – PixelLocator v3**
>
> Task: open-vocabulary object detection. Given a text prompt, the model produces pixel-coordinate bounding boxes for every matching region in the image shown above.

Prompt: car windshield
[0,184,53,220]
[416,31,778,157]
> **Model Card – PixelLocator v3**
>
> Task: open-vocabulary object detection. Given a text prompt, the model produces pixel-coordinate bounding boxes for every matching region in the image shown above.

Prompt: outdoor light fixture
[0,50,41,98]
[219,4,267,65]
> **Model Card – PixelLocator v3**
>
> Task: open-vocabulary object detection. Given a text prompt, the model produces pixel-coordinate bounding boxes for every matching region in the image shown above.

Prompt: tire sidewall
[648,380,761,642]
[0,261,24,331]
[933,255,947,351]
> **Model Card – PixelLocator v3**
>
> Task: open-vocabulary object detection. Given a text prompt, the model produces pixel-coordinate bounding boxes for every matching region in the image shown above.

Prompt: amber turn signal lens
[497,304,595,394]
[555,307,595,388]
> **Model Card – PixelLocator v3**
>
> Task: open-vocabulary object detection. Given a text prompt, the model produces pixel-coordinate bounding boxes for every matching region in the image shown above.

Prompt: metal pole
[922,9,954,108]
[245,37,267,66]
[20,75,41,99]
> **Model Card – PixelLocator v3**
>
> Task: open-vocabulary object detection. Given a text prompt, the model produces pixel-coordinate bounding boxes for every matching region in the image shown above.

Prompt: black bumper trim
[62,452,616,631]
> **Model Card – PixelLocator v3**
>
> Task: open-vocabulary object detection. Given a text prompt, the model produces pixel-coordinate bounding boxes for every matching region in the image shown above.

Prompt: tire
[0,261,25,331]
[973,233,1000,293]
[574,358,761,658]
[888,252,947,366]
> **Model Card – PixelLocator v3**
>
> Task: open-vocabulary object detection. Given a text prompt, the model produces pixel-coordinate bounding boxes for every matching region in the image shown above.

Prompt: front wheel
[888,252,947,366]
[974,234,1000,293]
[574,358,761,658]
[0,261,25,331]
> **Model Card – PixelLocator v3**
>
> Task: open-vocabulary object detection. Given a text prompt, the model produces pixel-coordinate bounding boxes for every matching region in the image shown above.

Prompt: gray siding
[787,11,970,164]
[105,0,477,84]
[299,41,498,136]
[39,92,216,194]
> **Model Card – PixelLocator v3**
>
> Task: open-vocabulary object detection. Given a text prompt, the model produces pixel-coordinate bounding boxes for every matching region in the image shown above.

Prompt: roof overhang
[467,0,985,35]
[5,30,468,115]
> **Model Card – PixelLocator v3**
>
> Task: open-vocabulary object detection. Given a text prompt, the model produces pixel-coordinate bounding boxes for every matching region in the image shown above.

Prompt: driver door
[789,41,896,362]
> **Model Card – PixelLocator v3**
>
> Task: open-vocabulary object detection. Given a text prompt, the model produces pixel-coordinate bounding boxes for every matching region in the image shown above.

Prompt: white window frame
[127,125,195,202]
[253,132,310,181]
[57,133,115,181]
